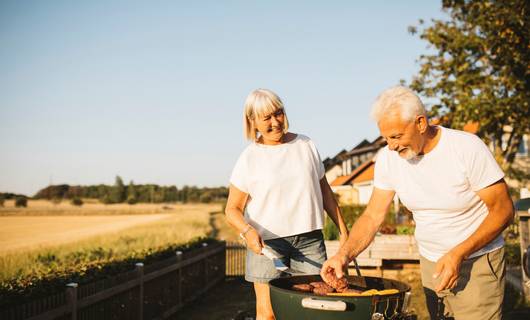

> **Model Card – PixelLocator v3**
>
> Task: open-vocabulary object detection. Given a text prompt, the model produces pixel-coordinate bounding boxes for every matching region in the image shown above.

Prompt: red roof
[330,159,375,186]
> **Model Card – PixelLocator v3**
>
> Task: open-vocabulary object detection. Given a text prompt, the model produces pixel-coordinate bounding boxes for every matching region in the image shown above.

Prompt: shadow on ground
[172,277,255,320]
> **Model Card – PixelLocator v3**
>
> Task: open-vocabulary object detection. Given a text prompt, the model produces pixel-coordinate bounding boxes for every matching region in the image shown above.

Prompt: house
[324,136,386,205]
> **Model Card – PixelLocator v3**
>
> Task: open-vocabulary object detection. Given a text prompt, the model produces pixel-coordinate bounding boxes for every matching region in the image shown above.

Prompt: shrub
[323,205,366,240]
[71,197,83,206]
[396,225,415,235]
[127,197,137,205]
[199,193,212,203]
[323,217,340,240]
[51,197,62,205]
[505,240,521,267]
[14,197,27,208]
[0,196,4,207]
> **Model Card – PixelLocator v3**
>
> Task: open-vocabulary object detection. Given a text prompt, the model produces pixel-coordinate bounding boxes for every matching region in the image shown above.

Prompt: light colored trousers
[420,247,505,320]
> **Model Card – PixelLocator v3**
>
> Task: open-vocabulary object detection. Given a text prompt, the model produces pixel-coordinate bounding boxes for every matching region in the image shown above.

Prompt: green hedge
[323,205,366,240]
[323,205,415,239]
[0,237,219,308]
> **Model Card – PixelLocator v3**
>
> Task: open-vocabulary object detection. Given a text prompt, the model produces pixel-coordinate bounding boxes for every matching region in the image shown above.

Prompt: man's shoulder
[441,127,486,150]
[442,126,482,142]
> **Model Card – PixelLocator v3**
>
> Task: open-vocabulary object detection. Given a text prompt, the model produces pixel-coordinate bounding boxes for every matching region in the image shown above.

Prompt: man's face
[378,112,424,160]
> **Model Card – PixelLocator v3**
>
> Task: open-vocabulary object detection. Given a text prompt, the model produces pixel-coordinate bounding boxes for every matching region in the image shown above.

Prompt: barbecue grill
[269,275,413,320]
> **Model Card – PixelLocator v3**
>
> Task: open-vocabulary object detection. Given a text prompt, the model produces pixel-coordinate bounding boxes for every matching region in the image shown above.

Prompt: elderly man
[321,86,514,319]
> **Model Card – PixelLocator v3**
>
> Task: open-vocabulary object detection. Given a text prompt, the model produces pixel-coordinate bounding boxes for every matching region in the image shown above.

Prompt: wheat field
[0,201,222,282]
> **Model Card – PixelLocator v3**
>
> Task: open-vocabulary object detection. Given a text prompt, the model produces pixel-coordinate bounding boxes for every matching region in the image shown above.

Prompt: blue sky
[0,1,445,196]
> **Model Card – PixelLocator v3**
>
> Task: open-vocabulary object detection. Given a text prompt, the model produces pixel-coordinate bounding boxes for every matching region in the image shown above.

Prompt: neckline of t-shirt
[415,125,445,160]
[253,133,299,149]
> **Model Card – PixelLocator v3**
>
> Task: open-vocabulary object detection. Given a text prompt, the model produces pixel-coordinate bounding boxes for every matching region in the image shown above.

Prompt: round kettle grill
[269,274,413,320]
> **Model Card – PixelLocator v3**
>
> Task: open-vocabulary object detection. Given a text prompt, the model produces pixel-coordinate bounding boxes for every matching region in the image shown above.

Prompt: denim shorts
[245,229,327,283]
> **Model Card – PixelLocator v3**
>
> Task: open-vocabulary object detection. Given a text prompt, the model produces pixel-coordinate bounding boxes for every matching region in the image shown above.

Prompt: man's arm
[320,187,395,280]
[433,179,514,292]
[320,177,349,246]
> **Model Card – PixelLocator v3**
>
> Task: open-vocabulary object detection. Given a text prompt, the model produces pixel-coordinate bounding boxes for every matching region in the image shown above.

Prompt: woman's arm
[320,177,349,245]
[225,184,263,254]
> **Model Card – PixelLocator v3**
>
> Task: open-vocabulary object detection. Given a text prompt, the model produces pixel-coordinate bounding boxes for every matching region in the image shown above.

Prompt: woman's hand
[244,227,264,254]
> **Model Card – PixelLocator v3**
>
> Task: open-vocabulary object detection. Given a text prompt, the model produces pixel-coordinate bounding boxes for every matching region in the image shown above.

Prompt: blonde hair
[243,88,290,141]
[370,86,426,123]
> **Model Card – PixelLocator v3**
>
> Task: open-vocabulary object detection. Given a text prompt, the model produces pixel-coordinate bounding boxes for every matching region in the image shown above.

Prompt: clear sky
[0,1,445,196]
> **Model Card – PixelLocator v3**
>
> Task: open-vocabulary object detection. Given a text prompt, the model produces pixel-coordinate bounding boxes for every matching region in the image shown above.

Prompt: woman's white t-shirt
[374,126,505,261]
[229,134,325,240]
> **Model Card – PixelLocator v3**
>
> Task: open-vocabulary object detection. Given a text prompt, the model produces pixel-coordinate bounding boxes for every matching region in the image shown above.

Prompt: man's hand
[433,250,464,292]
[320,253,349,283]
[339,233,348,247]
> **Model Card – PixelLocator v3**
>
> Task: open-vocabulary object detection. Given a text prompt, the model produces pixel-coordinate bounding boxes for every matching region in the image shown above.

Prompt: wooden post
[66,283,78,320]
[136,263,144,320]
[176,251,183,306]
[518,211,530,302]
[202,243,209,284]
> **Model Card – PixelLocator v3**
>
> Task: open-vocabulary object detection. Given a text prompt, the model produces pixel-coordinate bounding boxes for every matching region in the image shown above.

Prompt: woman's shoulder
[291,133,310,142]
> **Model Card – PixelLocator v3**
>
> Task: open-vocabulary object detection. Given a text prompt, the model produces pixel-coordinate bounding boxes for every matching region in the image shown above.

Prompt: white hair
[370,86,426,123]
[243,88,289,141]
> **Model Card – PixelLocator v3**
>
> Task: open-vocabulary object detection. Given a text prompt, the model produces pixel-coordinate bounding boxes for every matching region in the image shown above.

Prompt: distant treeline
[0,192,28,200]
[33,176,228,204]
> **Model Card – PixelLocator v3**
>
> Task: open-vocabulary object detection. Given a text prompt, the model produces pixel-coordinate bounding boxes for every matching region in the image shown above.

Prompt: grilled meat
[291,284,313,292]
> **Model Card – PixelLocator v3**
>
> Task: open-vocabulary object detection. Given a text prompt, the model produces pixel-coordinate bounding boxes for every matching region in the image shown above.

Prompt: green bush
[323,205,366,240]
[0,237,219,308]
[127,197,138,205]
[396,225,415,235]
[71,197,83,206]
[505,240,521,267]
[14,197,27,208]
[323,216,340,240]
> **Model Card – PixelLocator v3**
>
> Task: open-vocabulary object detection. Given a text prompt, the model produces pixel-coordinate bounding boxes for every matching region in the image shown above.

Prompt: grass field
[0,199,216,216]
[0,201,222,283]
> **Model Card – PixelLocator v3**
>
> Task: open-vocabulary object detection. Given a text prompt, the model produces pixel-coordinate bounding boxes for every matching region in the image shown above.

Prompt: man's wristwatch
[239,224,252,241]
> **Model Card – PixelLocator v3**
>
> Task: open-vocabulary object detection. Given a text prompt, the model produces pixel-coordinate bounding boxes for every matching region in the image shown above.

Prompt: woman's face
[254,108,285,144]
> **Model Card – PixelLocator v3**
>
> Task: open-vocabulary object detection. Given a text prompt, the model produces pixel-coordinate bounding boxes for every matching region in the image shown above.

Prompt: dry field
[0,201,222,282]
[0,199,216,216]
[0,214,172,253]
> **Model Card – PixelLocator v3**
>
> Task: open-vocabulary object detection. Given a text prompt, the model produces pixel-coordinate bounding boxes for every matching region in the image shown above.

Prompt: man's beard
[399,148,419,160]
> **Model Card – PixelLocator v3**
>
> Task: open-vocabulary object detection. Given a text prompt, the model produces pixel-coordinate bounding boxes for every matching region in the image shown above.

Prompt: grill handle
[301,297,347,311]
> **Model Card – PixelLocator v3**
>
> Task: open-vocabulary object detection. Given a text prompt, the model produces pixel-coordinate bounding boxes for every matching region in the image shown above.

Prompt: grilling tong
[261,246,362,277]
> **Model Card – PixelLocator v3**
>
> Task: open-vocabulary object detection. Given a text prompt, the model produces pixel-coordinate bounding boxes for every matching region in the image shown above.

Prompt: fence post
[176,251,183,306]
[66,283,78,320]
[136,263,144,320]
[202,243,209,285]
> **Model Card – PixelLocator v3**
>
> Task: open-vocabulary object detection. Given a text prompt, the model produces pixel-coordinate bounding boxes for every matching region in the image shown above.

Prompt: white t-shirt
[229,134,326,240]
[374,127,505,262]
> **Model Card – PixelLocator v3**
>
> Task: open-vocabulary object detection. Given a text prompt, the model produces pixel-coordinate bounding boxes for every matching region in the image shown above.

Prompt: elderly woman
[225,88,349,320]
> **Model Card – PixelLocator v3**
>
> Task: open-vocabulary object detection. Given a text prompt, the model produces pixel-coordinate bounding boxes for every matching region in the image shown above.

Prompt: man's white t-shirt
[374,126,505,262]
[230,134,325,240]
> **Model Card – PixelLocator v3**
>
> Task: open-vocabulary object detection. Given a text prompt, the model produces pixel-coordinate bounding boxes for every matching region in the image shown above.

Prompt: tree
[408,0,529,173]
[71,197,83,206]
[15,197,27,208]
[126,180,138,204]
[109,175,126,203]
